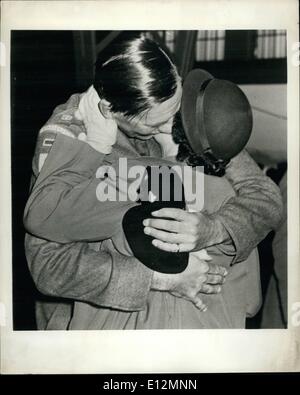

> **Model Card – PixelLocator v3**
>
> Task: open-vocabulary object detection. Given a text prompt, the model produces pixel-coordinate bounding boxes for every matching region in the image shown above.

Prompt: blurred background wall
[11,30,287,330]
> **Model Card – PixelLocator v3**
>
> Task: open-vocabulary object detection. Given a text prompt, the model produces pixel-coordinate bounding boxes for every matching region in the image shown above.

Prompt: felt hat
[122,165,189,274]
[181,69,253,160]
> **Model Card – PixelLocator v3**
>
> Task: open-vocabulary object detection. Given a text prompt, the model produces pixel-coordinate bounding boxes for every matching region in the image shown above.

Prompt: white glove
[76,86,118,154]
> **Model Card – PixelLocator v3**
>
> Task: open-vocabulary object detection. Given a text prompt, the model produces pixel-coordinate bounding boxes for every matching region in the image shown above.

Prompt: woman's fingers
[152,239,181,252]
[195,250,212,261]
[151,208,191,221]
[143,218,182,233]
[144,227,193,243]
[143,218,194,235]
[200,284,222,294]
[205,274,226,285]
[191,296,208,312]
[207,264,228,277]
[152,240,203,254]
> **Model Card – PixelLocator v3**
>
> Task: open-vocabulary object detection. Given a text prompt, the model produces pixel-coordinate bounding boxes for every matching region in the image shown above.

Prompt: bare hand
[151,253,228,311]
[143,208,221,253]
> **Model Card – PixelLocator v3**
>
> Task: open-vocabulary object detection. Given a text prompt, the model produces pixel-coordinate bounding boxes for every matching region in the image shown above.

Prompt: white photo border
[1,0,299,373]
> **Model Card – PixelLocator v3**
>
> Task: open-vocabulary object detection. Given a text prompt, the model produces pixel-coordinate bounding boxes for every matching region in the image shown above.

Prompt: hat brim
[181,69,253,160]
[181,69,213,155]
[123,202,189,274]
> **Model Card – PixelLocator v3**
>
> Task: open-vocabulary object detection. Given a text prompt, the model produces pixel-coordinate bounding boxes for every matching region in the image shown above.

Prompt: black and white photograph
[1,0,299,374]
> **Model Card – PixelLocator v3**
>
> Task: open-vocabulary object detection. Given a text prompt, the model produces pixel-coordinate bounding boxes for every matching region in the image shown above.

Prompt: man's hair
[94,32,180,117]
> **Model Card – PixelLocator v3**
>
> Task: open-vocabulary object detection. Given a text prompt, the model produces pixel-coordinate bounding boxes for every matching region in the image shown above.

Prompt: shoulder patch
[61,114,73,121]
[40,124,76,139]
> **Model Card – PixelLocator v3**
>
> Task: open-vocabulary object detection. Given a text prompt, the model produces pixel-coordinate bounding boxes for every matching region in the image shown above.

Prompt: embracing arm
[216,149,283,263]
[24,133,137,243]
[25,233,153,311]
[23,133,153,310]
[24,133,227,309]
[142,150,283,263]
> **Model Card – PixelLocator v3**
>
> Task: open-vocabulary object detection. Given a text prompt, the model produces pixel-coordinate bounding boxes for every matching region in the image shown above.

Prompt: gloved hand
[76,85,118,154]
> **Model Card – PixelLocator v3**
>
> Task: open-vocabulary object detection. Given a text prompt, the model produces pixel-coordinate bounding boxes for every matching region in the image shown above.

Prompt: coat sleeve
[24,133,138,243]
[25,234,153,311]
[215,149,283,264]
[24,132,153,310]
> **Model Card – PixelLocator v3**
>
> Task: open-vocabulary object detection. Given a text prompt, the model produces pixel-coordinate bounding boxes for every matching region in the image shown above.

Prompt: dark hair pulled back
[94,32,180,117]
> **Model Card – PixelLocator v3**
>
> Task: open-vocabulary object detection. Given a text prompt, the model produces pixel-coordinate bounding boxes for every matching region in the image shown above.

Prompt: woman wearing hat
[23,33,282,329]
